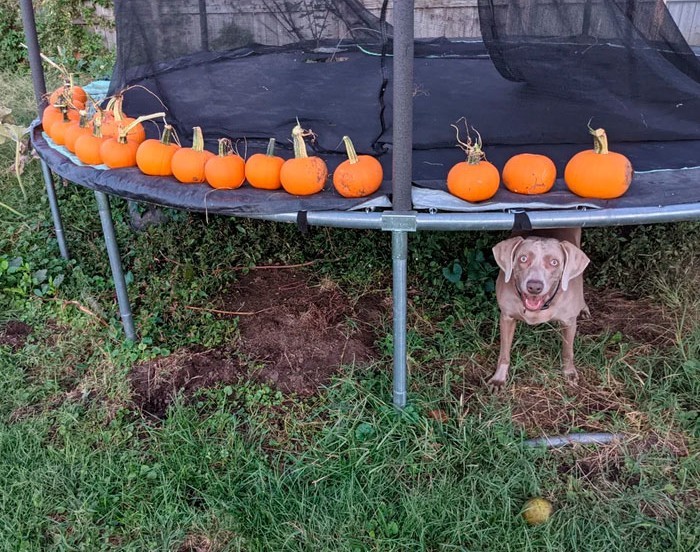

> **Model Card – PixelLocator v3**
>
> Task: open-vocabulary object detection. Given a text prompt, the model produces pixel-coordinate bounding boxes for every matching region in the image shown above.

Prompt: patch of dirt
[508,369,636,436]
[130,269,383,417]
[130,349,247,418]
[579,288,676,346]
[450,353,641,438]
[0,320,32,351]
[177,534,215,552]
[225,269,380,396]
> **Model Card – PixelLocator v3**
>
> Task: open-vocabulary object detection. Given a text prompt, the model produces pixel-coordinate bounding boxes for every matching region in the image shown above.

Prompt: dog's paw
[486,376,507,393]
[579,304,591,320]
[563,368,579,386]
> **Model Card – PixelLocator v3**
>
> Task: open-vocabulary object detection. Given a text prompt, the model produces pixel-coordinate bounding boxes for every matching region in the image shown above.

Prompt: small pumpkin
[564,127,633,199]
[75,114,107,165]
[101,95,147,144]
[333,135,383,198]
[280,123,328,196]
[245,138,284,190]
[100,112,166,169]
[502,153,556,195]
[42,104,79,134]
[49,75,87,108]
[47,108,77,145]
[64,110,92,153]
[136,124,180,176]
[171,126,215,183]
[446,124,500,202]
[204,138,246,189]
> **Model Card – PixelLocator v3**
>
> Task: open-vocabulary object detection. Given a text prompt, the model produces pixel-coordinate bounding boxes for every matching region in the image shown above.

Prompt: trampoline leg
[392,230,408,408]
[94,191,136,341]
[41,161,69,260]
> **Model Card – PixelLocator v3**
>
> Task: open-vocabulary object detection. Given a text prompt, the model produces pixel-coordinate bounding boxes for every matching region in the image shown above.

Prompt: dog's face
[493,236,589,311]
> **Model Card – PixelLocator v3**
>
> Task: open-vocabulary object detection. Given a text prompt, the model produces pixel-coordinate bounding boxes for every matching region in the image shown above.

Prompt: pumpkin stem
[161,124,173,145]
[112,95,125,122]
[265,137,277,157]
[117,111,166,143]
[192,126,205,152]
[59,105,70,123]
[92,113,103,138]
[78,109,89,128]
[217,138,234,157]
[291,123,308,159]
[341,135,359,164]
[451,120,486,165]
[104,96,116,113]
[589,127,609,155]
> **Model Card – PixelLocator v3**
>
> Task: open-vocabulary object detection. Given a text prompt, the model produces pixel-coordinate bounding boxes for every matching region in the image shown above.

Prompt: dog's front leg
[560,317,579,384]
[487,313,517,392]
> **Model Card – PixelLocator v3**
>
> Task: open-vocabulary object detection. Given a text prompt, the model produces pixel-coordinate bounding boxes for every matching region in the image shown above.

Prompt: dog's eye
[550,259,559,267]
[519,255,528,263]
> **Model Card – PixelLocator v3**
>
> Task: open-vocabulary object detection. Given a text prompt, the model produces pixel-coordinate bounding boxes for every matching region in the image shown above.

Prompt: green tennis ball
[522,497,553,525]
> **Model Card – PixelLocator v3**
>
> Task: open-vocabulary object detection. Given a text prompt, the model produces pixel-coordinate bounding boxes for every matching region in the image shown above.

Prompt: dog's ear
[560,241,590,291]
[492,237,524,283]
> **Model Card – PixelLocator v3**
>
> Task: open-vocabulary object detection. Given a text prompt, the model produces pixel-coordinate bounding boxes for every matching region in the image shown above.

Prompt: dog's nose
[526,280,544,294]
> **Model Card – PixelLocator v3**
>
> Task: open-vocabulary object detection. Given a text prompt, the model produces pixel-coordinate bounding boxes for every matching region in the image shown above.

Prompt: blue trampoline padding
[83,80,110,104]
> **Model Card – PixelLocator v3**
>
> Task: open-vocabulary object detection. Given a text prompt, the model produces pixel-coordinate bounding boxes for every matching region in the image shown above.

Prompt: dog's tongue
[524,295,546,311]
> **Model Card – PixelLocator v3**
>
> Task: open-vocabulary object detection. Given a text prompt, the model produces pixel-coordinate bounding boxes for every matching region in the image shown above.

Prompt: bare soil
[579,287,677,346]
[0,320,33,351]
[130,268,383,417]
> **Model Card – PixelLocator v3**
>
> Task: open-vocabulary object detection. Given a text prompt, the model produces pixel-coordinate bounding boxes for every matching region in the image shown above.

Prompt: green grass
[1,70,699,551]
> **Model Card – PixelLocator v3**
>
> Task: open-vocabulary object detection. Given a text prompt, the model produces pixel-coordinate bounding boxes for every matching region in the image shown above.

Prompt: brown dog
[488,228,590,391]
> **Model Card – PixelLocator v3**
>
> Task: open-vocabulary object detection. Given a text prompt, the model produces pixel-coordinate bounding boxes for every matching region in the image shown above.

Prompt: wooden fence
[88,0,700,48]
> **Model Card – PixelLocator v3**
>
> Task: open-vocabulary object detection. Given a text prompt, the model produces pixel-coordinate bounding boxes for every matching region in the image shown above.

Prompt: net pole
[19,0,47,114]
[390,0,415,409]
[391,0,414,212]
[20,0,70,260]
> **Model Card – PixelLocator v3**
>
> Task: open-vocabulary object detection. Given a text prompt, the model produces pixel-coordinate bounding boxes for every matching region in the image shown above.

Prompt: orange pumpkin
[101,95,147,144]
[332,135,383,198]
[75,115,107,165]
[100,112,166,169]
[64,110,92,153]
[245,138,284,190]
[42,104,79,134]
[502,153,556,195]
[47,109,77,145]
[171,126,215,183]
[204,138,246,189]
[136,125,180,176]
[49,75,87,108]
[280,123,328,196]
[564,127,633,199]
[446,124,499,202]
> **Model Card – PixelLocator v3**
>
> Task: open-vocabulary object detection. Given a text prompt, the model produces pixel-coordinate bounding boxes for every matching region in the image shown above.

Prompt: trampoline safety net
[108,0,700,180]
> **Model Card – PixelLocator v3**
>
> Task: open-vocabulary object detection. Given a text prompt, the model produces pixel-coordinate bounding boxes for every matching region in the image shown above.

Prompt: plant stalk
[342,135,359,164]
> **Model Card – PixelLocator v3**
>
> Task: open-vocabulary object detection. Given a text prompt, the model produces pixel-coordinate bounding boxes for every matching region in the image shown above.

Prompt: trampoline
[19,0,700,407]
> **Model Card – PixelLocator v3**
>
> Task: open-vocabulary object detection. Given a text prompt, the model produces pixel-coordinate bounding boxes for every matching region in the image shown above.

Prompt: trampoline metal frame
[19,0,700,408]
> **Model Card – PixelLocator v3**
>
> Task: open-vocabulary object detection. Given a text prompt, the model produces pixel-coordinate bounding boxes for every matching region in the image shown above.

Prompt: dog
[488,227,590,391]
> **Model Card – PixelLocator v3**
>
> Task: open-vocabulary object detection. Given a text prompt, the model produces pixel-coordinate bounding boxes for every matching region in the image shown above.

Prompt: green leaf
[442,260,462,284]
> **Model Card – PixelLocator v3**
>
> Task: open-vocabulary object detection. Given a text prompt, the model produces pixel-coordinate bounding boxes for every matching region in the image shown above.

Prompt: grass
[1,70,699,551]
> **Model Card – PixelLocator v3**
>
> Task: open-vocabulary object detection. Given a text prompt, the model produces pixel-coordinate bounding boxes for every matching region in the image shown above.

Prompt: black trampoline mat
[114,44,700,177]
[32,121,700,216]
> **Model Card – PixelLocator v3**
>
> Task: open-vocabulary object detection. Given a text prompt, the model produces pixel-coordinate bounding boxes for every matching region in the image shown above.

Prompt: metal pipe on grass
[523,433,624,448]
